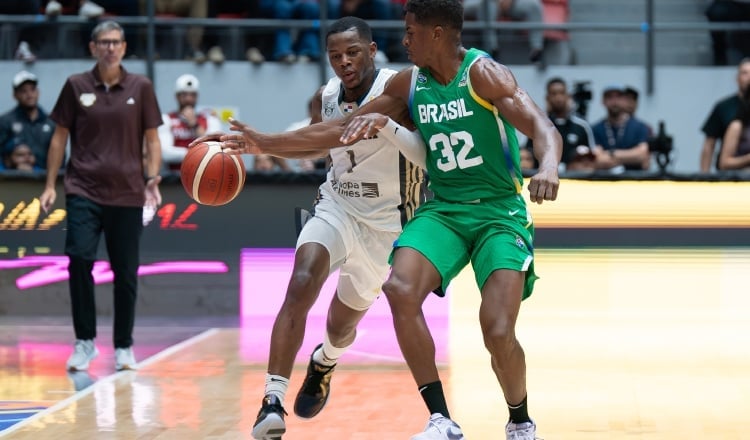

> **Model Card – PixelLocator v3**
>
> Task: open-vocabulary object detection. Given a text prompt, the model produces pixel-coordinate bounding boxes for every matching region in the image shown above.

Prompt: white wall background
[0,60,738,173]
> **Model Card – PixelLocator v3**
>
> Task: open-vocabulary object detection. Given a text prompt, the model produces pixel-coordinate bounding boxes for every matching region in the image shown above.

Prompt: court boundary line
[0,328,219,438]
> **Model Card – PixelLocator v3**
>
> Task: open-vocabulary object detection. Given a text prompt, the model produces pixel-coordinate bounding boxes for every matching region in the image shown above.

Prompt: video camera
[571,81,593,119]
[648,121,674,174]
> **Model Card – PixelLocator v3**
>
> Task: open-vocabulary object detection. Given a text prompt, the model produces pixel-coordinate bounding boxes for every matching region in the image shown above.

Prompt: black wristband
[145,175,159,183]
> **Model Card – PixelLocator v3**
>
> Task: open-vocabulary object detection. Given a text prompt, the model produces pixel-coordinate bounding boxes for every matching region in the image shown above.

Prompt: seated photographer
[591,84,651,173]
[718,87,750,171]
[526,77,597,172]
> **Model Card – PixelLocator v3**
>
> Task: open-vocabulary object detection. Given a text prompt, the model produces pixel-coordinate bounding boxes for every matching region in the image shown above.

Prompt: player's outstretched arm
[340,69,413,144]
[470,58,562,204]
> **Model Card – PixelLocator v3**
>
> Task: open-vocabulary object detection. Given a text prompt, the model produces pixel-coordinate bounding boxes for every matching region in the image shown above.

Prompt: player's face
[326,29,376,91]
[402,12,433,68]
[89,29,126,67]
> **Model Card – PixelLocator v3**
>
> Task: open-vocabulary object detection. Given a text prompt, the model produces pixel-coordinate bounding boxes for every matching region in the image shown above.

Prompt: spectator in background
[45,0,105,18]
[527,77,596,172]
[622,85,653,138]
[591,84,651,173]
[463,0,545,64]
[206,0,271,64]
[143,0,221,64]
[159,74,222,172]
[38,20,163,373]
[718,86,750,171]
[2,141,42,172]
[705,0,750,66]
[700,58,750,172]
[0,0,43,63]
[258,0,340,63]
[0,71,56,170]
[340,0,392,61]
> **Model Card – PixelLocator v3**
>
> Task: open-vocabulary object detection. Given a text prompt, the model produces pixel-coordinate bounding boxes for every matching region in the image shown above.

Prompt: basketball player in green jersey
[337,1,561,438]
[212,2,560,438]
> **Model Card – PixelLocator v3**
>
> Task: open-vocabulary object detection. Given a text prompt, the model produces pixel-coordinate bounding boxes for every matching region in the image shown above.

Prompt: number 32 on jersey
[428,131,484,172]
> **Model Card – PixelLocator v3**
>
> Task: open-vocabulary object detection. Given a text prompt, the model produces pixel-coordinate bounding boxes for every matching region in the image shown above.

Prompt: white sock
[312,332,352,366]
[265,373,289,403]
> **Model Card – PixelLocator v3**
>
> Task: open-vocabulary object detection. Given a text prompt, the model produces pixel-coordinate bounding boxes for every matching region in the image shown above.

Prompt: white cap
[12,70,38,89]
[175,74,199,93]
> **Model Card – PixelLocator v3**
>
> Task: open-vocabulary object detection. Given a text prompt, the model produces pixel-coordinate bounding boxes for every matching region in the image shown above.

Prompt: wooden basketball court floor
[1,248,749,439]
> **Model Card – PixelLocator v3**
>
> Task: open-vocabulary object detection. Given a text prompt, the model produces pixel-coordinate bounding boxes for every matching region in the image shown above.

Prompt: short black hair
[405,0,463,32]
[546,77,566,90]
[624,86,639,100]
[326,16,373,43]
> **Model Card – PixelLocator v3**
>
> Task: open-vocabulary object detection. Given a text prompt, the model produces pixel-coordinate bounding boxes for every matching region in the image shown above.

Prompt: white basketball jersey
[317,68,424,232]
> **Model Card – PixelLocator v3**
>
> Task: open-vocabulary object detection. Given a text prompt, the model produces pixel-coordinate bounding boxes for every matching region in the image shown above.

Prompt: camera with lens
[571,81,593,119]
[648,121,673,173]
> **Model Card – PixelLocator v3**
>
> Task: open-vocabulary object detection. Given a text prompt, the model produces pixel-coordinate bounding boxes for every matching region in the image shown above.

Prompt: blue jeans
[259,0,340,59]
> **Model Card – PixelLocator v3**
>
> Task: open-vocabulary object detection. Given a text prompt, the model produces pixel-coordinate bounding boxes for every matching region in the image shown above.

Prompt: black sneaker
[251,395,287,440]
[293,343,336,418]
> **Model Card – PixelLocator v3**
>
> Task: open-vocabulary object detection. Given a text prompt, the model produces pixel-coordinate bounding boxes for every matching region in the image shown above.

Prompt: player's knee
[481,322,517,355]
[284,270,324,309]
[288,268,324,293]
[382,276,421,313]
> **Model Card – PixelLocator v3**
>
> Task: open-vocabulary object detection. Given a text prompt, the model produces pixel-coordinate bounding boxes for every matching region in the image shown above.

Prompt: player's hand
[340,113,390,144]
[220,117,263,155]
[189,132,225,146]
[39,187,56,214]
[527,166,559,204]
[144,175,162,208]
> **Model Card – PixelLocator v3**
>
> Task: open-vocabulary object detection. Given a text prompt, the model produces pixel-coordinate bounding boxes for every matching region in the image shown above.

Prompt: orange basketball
[180,141,246,206]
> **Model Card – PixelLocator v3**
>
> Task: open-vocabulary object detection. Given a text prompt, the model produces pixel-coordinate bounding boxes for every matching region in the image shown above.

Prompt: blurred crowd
[1,0,571,67]
[2,2,750,176]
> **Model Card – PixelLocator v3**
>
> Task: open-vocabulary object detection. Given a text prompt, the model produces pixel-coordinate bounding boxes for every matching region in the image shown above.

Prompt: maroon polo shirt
[51,65,162,207]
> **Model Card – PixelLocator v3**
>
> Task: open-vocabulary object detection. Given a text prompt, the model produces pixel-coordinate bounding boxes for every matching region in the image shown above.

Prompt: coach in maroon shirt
[39,20,163,373]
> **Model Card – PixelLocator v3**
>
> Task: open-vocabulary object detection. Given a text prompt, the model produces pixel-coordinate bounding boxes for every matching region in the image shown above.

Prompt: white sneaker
[14,41,36,64]
[45,0,62,16]
[411,413,465,440]
[506,420,538,440]
[66,339,99,371]
[207,46,225,64]
[115,347,137,371]
[79,1,104,18]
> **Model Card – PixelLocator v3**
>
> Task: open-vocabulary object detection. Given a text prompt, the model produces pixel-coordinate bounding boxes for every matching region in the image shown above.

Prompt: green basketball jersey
[409,48,524,202]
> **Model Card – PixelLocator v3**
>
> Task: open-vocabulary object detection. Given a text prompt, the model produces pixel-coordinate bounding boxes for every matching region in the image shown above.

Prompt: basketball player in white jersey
[207,17,425,440]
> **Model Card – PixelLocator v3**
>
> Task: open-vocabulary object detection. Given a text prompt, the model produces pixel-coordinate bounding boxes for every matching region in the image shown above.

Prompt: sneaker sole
[116,364,137,371]
[67,349,99,371]
[251,413,285,440]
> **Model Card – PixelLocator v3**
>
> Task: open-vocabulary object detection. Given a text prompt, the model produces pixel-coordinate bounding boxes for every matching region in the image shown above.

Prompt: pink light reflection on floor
[239,248,448,365]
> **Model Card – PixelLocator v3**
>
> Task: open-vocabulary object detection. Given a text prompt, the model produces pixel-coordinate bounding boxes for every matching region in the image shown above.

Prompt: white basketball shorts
[296,197,399,311]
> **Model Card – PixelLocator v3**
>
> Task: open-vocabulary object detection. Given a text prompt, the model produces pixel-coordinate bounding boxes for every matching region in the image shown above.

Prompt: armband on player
[379,118,427,169]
